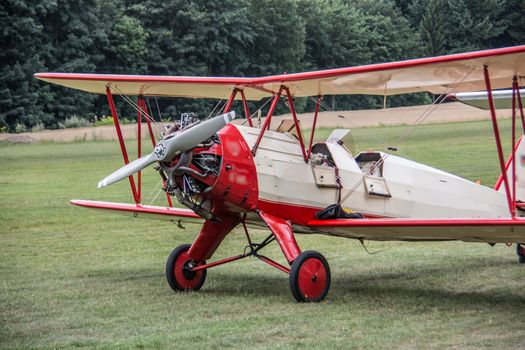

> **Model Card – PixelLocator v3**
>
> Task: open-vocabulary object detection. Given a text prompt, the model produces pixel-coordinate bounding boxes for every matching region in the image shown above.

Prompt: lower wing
[70,200,525,243]
[70,200,203,225]
[306,218,525,243]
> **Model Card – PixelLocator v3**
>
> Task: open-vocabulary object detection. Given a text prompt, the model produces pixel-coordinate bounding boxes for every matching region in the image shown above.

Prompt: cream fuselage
[236,125,510,225]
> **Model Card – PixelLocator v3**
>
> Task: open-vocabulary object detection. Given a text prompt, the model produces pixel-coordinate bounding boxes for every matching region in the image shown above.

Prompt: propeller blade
[97,111,236,188]
[97,153,156,188]
[161,111,236,158]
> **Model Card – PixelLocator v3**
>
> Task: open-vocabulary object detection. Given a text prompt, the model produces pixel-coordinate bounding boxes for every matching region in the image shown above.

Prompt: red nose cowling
[182,124,259,262]
[209,124,259,212]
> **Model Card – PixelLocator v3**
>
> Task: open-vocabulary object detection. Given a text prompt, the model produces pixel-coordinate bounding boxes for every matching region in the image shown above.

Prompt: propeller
[97,111,236,188]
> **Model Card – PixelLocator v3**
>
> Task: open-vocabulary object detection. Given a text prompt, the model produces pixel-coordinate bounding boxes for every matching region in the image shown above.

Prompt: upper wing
[306,217,525,243]
[35,45,525,101]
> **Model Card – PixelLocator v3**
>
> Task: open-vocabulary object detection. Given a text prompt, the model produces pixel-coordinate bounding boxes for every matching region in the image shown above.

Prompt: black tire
[289,250,331,302]
[517,244,525,264]
[166,244,207,292]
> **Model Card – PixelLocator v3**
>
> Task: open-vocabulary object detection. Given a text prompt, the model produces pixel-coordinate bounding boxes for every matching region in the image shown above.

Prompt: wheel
[517,244,525,264]
[289,250,331,302]
[166,244,207,291]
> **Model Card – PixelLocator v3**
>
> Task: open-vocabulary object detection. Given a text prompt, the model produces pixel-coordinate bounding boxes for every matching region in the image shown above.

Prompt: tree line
[1,0,523,131]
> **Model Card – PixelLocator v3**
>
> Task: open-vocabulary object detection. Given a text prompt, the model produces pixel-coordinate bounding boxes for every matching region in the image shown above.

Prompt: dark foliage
[0,0,523,130]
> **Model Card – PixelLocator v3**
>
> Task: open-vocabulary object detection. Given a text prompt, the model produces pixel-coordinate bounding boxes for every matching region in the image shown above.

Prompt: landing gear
[517,244,525,264]
[166,244,207,291]
[289,250,331,302]
[165,216,332,302]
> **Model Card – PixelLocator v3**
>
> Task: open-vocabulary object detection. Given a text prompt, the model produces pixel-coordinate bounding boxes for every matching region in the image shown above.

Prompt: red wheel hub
[297,258,327,299]
[174,251,204,289]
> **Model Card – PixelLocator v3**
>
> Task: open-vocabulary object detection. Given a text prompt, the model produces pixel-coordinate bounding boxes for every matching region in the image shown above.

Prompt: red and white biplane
[36,45,525,302]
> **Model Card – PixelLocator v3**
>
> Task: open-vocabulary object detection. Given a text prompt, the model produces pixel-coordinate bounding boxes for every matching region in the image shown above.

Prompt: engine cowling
[162,124,258,219]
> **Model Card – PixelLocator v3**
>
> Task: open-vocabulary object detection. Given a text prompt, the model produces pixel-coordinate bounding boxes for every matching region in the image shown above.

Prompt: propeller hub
[154,143,167,159]
[97,112,236,189]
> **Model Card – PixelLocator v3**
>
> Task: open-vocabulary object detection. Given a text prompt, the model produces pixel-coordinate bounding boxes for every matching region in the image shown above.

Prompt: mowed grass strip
[1,119,524,349]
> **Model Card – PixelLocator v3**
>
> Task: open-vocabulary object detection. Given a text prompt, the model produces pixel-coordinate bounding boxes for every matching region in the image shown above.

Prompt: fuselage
[231,124,510,226]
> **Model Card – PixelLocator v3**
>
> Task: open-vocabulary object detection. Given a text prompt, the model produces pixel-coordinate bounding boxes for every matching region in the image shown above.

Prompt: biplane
[35,45,525,302]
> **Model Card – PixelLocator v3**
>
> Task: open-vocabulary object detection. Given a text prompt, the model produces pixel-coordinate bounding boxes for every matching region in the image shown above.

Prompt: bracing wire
[110,86,165,140]
[145,178,164,205]
[145,98,164,139]
[306,94,412,160]
[154,97,162,121]
[237,96,276,127]
[333,66,479,203]
[206,99,225,120]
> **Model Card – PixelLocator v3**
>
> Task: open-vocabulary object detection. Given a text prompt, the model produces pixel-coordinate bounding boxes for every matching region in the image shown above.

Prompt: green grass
[1,120,524,349]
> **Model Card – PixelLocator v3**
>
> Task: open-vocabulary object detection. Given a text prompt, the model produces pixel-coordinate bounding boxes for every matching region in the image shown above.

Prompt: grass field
[1,119,524,349]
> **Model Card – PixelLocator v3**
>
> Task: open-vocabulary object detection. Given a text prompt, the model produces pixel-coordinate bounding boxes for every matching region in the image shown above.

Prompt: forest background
[1,0,524,132]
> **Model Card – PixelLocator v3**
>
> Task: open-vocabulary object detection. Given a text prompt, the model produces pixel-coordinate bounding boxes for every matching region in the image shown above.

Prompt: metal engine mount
[157,113,222,220]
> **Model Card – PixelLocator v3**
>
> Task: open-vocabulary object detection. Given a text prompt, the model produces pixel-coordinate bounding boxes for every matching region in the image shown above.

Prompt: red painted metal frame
[259,211,301,264]
[494,136,523,191]
[137,97,142,203]
[483,67,514,216]
[140,98,156,147]
[190,254,246,272]
[512,77,517,212]
[252,86,284,155]
[223,89,238,112]
[240,89,253,127]
[256,255,290,273]
[190,252,290,274]
[106,87,139,204]
[188,216,242,262]
[222,88,253,126]
[190,217,291,274]
[138,98,173,207]
[306,96,322,160]
[106,91,174,207]
[517,83,525,135]
[251,86,315,161]
[284,87,307,162]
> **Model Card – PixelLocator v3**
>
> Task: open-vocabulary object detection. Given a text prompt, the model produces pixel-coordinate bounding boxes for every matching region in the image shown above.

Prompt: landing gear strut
[165,218,332,302]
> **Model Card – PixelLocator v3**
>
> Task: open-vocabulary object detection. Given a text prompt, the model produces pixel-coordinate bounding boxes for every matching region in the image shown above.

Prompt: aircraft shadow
[205,256,524,310]
[79,255,523,311]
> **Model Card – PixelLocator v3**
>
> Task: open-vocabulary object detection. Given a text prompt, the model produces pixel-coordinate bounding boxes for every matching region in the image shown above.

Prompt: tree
[409,0,508,53]
[37,0,106,125]
[244,0,305,76]
[0,0,56,130]
[299,0,369,70]
[420,0,446,55]
[95,1,148,74]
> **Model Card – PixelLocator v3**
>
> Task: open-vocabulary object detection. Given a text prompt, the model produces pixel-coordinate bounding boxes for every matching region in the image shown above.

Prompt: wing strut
[137,96,173,207]
[250,86,322,163]
[252,86,284,156]
[239,89,253,127]
[105,88,175,207]
[106,87,140,204]
[483,66,516,217]
[306,95,322,160]
[508,76,525,215]
[223,88,253,127]
[285,87,308,162]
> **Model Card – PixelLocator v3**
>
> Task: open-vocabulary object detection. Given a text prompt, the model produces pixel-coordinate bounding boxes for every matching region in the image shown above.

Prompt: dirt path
[0,102,511,143]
